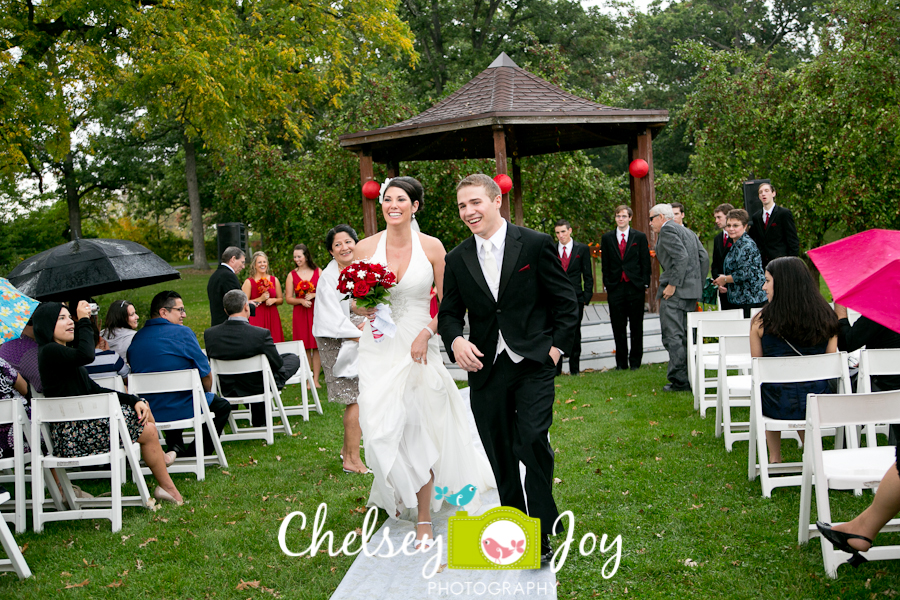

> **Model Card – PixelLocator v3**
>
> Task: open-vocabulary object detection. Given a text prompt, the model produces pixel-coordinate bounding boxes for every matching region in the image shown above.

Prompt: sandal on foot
[415,521,435,550]
[816,521,872,566]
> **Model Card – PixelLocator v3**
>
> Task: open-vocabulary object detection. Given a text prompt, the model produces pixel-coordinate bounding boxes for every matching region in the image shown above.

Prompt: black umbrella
[6,238,182,302]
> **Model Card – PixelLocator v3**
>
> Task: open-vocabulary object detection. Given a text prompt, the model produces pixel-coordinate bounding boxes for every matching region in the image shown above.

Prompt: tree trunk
[63,152,82,240]
[184,137,210,269]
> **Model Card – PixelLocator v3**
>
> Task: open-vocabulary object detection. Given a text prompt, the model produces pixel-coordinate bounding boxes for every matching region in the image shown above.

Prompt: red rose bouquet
[337,261,398,341]
[295,279,315,298]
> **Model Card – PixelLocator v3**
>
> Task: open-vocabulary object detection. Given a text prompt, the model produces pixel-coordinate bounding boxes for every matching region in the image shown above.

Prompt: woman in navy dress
[749,256,839,464]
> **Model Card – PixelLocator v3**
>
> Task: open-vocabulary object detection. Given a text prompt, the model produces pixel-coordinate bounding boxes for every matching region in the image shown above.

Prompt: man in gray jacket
[650,203,710,392]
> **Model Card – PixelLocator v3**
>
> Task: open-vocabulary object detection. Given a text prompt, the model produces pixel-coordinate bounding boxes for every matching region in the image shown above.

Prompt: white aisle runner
[329,389,557,600]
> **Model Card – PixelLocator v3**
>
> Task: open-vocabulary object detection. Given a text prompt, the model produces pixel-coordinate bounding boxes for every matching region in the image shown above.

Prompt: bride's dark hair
[386,176,425,215]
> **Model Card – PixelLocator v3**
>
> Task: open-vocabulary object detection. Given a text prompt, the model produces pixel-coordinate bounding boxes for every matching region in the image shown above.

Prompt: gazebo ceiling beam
[340,116,667,150]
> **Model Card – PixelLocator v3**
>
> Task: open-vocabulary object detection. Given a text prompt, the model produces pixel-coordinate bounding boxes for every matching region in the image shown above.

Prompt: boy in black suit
[440,174,579,561]
[711,203,737,310]
[553,219,594,375]
[601,205,651,370]
[749,183,800,267]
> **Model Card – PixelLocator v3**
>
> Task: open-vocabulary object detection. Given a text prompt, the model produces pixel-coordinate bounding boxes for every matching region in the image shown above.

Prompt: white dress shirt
[763,204,775,223]
[557,240,573,259]
[616,227,630,246]
[472,220,523,364]
[221,262,235,273]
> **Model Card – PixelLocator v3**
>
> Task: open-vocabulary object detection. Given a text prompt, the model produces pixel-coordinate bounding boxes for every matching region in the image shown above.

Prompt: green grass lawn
[2,270,897,598]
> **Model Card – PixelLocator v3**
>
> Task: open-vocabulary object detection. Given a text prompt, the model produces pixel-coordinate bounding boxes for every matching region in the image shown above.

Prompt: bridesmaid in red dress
[285,244,321,388]
[241,251,285,343]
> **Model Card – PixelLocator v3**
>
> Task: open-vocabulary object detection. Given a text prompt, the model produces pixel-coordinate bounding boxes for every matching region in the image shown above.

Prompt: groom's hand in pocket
[452,337,484,372]
[549,346,562,366]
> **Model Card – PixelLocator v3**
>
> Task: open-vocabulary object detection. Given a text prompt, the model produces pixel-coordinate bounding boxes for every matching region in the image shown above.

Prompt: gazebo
[339,52,669,306]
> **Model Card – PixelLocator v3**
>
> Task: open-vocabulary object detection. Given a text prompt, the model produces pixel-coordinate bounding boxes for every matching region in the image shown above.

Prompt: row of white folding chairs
[688,309,757,417]
[797,349,900,577]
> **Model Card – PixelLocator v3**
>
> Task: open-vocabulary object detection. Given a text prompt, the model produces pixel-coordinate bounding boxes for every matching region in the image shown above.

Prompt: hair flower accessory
[378,178,394,205]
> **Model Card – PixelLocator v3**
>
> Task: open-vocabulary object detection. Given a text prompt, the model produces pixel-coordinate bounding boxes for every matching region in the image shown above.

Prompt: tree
[122,0,416,269]
[681,0,900,258]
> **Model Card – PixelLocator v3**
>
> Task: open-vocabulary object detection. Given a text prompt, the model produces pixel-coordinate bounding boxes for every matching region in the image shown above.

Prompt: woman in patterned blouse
[713,209,768,318]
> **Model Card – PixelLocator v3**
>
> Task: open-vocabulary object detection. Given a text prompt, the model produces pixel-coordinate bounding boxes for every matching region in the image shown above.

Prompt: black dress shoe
[663,383,692,392]
[540,535,553,563]
[816,521,872,566]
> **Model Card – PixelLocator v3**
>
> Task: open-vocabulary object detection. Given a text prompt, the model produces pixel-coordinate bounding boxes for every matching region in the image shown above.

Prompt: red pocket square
[518,264,531,272]
[631,242,637,246]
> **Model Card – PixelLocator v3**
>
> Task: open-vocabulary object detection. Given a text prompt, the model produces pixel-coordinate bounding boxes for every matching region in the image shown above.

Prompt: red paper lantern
[629,159,649,179]
[362,180,381,200]
[493,173,513,194]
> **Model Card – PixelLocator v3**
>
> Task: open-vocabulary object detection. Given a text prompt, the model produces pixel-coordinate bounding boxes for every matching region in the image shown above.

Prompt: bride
[353,176,495,549]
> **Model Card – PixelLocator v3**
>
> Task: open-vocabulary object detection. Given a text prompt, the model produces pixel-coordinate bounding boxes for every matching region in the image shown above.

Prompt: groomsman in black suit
[553,219,594,375]
[710,203,737,311]
[748,182,799,267]
[207,246,251,327]
[440,174,579,561]
[601,206,651,370]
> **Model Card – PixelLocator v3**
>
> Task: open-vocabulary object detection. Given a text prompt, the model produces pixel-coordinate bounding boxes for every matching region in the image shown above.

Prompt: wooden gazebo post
[358,150,378,237]
[493,125,510,219]
[629,128,660,311]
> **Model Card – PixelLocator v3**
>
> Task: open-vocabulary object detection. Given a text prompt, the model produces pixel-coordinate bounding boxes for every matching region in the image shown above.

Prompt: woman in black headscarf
[34,300,183,505]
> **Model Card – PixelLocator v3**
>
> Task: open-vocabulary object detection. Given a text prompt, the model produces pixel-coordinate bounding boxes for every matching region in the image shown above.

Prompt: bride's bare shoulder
[418,232,447,257]
[354,232,382,259]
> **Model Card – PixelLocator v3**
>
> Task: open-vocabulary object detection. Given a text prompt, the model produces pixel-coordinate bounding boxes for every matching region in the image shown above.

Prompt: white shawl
[312,260,361,340]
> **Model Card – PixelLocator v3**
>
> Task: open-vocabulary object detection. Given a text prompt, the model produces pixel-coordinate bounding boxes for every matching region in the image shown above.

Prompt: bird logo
[434,484,477,508]
[482,538,525,563]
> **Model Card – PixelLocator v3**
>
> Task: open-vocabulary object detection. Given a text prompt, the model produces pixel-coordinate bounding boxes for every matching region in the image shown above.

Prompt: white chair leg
[0,508,32,579]
[797,443,813,544]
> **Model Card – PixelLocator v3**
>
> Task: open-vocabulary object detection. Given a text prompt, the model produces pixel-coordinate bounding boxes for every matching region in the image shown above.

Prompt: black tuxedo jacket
[560,241,594,304]
[600,228,651,291]
[439,223,580,390]
[749,205,799,265]
[207,265,242,327]
[711,230,732,277]
[203,319,283,397]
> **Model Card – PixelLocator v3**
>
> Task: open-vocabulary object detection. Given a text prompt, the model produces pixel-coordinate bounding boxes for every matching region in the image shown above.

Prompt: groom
[439,174,579,560]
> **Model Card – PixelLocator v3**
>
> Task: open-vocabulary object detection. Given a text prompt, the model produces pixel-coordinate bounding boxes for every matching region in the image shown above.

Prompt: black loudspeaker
[216,222,247,263]
[742,179,770,218]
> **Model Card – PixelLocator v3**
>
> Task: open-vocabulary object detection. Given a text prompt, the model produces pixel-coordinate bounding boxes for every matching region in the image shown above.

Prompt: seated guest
[34,300,183,504]
[712,208,768,318]
[749,257,839,463]
[0,357,30,458]
[204,290,300,428]
[86,322,130,378]
[835,303,900,391]
[0,317,42,394]
[100,300,140,361]
[128,291,232,459]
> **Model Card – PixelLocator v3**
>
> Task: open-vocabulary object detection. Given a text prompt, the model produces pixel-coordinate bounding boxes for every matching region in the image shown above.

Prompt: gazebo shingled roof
[340,52,669,309]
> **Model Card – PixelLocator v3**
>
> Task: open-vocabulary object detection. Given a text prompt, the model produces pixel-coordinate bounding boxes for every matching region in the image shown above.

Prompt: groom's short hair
[457,174,501,199]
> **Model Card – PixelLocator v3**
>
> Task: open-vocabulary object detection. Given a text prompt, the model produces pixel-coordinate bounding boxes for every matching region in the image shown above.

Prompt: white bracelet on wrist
[424,326,435,338]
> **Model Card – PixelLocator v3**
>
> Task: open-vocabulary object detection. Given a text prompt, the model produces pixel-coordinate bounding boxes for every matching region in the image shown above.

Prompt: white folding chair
[0,487,31,579]
[798,390,900,578]
[128,369,228,480]
[748,352,851,497]
[0,399,66,533]
[709,326,752,451]
[88,372,126,391]
[210,355,293,445]
[274,340,323,421]
[857,348,900,444]
[694,314,751,416]
[688,309,744,413]
[30,392,151,532]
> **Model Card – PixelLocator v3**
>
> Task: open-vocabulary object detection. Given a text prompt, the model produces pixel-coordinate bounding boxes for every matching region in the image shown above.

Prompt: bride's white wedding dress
[358,229,496,517]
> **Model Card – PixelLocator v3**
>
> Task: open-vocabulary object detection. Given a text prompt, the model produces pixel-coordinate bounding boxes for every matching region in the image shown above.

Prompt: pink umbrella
[807,229,900,333]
